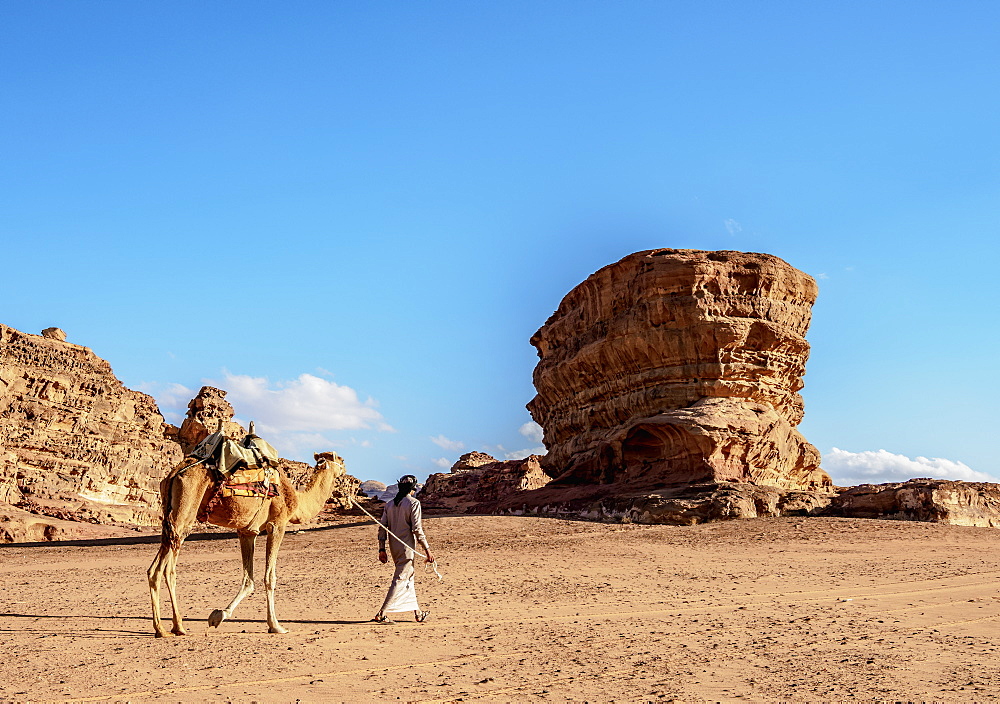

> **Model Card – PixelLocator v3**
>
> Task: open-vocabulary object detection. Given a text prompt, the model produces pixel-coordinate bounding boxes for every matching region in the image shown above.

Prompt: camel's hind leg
[264,524,288,634]
[147,465,205,637]
[147,541,174,638]
[208,532,257,628]
[163,540,189,635]
[148,527,191,636]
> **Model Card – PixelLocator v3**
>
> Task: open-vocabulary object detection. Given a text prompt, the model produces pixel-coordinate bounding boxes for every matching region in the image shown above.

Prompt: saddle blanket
[219,466,279,499]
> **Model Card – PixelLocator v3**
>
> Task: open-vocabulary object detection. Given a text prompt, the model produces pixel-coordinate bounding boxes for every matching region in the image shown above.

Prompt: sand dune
[2,515,1000,702]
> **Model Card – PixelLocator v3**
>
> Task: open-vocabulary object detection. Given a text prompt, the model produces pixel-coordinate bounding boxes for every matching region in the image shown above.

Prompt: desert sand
[3,515,1000,702]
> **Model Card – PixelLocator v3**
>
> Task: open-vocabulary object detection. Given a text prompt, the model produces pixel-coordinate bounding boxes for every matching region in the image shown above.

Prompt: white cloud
[202,371,394,462]
[502,421,547,459]
[430,434,465,451]
[215,371,390,433]
[823,447,996,486]
[266,431,338,462]
[815,272,829,280]
[504,446,546,460]
[432,457,452,469]
[724,218,742,235]
[519,421,544,444]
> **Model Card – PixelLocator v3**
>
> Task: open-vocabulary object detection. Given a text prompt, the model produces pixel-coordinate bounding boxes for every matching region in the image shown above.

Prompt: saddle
[189,427,282,522]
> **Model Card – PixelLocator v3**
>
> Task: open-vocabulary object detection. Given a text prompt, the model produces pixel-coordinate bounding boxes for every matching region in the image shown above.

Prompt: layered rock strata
[420,451,552,513]
[0,324,182,539]
[528,249,832,493]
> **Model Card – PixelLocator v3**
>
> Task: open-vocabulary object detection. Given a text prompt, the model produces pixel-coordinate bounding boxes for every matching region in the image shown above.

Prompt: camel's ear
[314,452,320,462]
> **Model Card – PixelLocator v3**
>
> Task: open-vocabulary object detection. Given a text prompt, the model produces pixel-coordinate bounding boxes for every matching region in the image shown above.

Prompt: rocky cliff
[0,324,182,540]
[527,249,831,494]
[419,451,552,513]
[0,326,362,541]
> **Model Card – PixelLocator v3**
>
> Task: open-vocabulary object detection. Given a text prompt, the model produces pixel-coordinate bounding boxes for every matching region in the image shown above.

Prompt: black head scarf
[393,474,418,506]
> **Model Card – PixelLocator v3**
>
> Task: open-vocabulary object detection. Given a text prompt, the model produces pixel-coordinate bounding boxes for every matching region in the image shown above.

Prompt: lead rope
[350,497,444,582]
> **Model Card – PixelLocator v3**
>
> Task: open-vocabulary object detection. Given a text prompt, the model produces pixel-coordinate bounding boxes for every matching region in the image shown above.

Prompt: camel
[147,449,347,637]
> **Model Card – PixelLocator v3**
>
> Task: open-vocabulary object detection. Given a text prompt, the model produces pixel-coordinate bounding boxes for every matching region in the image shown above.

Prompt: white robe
[378,495,430,614]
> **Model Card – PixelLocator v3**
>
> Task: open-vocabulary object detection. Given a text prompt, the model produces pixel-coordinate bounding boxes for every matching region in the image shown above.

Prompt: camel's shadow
[0,519,376,549]
[0,612,374,627]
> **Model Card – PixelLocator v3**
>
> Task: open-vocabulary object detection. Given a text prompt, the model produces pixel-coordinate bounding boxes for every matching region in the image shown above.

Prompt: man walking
[373,475,435,623]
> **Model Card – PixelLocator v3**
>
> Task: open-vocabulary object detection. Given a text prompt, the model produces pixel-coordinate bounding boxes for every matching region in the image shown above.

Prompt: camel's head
[314,451,347,477]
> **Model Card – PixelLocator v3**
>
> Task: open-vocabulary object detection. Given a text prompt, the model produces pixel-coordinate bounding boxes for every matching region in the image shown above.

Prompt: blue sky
[2,1,997,485]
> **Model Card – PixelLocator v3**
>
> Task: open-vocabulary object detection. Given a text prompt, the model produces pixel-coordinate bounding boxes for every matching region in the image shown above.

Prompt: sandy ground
[3,515,1000,702]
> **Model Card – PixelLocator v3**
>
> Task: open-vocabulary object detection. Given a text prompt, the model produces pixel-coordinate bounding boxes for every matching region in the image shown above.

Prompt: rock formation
[0,324,182,540]
[420,451,552,513]
[360,480,387,498]
[827,480,1000,527]
[175,386,246,453]
[527,249,831,494]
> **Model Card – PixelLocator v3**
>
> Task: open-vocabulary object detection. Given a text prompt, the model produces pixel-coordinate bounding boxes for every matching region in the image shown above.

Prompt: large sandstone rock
[828,480,1000,527]
[420,451,552,513]
[527,249,831,493]
[0,323,182,533]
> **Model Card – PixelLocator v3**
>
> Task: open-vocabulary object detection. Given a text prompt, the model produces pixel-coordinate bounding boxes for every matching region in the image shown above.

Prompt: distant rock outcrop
[527,249,831,494]
[420,451,552,512]
[360,480,387,497]
[0,324,182,541]
[828,480,1000,527]
[176,386,245,453]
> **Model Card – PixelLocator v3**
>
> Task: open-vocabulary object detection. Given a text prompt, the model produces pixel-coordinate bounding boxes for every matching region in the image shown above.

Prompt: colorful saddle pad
[220,466,280,499]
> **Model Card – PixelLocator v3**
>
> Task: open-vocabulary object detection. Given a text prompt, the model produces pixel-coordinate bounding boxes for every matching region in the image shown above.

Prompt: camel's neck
[289,461,343,523]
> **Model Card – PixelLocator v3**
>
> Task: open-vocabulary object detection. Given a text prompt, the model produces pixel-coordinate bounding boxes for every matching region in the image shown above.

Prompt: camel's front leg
[209,532,257,628]
[264,525,287,633]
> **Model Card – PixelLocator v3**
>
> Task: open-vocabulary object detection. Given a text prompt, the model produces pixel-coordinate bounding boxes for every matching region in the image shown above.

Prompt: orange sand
[2,515,1000,702]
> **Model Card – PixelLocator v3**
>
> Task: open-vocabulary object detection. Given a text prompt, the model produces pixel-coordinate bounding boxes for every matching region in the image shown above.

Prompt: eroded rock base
[492,482,835,525]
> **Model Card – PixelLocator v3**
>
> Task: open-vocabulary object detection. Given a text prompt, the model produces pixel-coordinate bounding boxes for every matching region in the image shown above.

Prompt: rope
[350,497,443,581]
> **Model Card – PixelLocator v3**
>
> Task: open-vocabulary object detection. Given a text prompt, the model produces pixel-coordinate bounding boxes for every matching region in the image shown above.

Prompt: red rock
[527,249,831,494]
[0,322,364,541]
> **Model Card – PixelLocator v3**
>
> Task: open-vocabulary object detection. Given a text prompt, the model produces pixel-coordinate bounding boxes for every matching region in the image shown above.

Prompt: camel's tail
[158,459,198,550]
